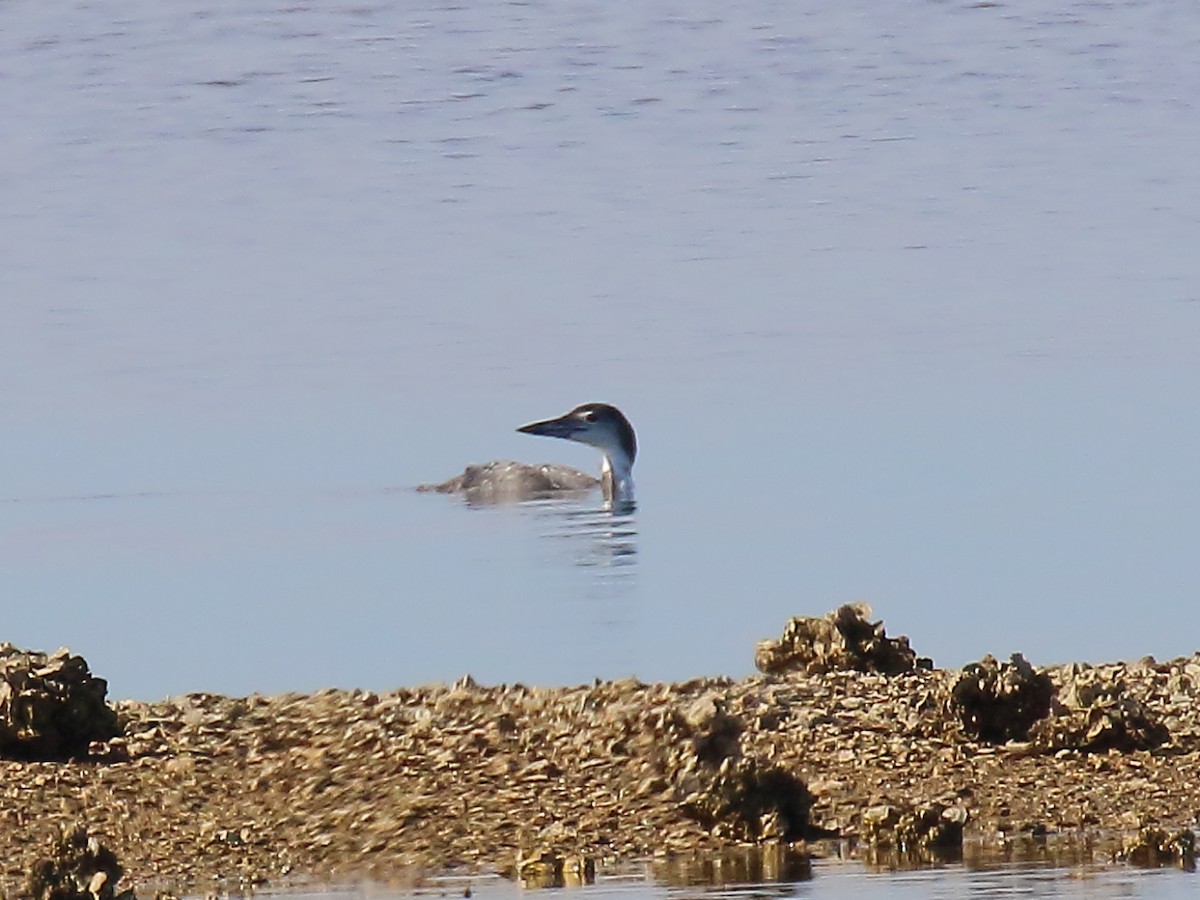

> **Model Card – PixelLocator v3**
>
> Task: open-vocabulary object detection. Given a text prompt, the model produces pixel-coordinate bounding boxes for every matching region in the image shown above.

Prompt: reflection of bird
[418,403,637,506]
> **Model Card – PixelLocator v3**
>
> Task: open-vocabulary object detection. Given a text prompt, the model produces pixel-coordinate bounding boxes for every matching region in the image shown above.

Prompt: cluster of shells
[948,653,1054,743]
[2,608,1198,895]
[753,603,932,676]
[17,828,133,900]
[1031,663,1171,753]
[0,645,120,761]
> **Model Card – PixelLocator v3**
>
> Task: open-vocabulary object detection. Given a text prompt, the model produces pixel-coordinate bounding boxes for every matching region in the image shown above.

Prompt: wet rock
[860,802,968,853]
[652,846,812,885]
[680,757,814,842]
[949,653,1053,743]
[755,604,931,676]
[1120,826,1195,867]
[513,849,595,888]
[0,645,121,761]
[1030,665,1169,753]
[19,827,133,900]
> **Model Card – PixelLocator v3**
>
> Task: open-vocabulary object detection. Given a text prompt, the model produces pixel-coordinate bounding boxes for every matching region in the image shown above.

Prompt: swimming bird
[418,403,637,507]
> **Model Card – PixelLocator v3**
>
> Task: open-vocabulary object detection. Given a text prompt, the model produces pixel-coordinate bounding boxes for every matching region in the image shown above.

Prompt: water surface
[277,855,1199,900]
[3,0,1199,698]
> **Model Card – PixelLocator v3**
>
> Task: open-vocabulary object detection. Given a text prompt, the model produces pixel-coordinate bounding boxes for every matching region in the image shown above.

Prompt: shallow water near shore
[268,855,1199,900]
[4,0,1200,700]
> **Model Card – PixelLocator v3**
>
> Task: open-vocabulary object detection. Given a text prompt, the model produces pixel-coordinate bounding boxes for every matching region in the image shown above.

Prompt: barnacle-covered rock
[652,845,813,885]
[1031,667,1169,753]
[860,802,968,854]
[754,604,930,676]
[949,653,1053,743]
[20,827,133,900]
[680,756,814,842]
[514,848,595,888]
[0,645,120,760]
[1120,826,1196,867]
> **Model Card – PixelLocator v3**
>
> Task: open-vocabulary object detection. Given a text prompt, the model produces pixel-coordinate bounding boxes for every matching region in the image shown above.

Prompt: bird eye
[579,410,595,422]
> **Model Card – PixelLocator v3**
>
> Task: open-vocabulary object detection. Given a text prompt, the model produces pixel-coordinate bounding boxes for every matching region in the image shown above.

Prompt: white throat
[600,453,635,505]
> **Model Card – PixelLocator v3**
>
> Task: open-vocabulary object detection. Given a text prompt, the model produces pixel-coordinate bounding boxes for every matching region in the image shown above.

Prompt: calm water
[3,0,1200,699]
[275,856,1200,900]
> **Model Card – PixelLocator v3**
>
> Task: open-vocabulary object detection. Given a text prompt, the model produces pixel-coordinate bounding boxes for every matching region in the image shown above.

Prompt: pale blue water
[276,856,1200,900]
[3,0,1200,700]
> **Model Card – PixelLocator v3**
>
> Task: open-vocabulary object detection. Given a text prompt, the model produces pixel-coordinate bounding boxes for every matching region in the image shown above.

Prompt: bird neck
[600,453,635,505]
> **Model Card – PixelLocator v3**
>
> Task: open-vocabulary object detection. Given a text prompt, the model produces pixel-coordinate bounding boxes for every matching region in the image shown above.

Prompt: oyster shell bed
[0,645,119,761]
[18,827,133,900]
[2,617,1199,893]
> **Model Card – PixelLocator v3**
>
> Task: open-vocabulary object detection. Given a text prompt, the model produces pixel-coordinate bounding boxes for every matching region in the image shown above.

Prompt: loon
[418,403,637,507]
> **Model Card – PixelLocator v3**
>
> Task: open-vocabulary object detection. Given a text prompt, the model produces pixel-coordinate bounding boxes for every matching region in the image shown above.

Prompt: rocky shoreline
[2,608,1198,896]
